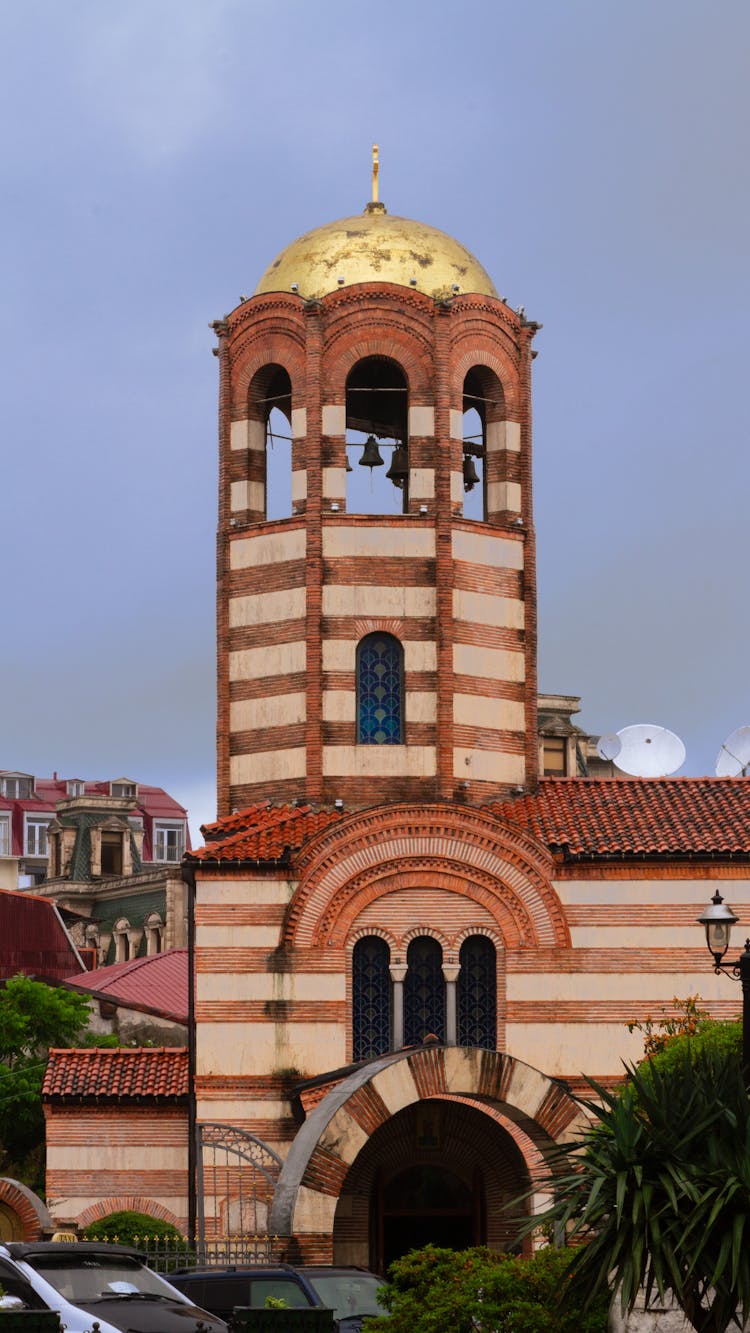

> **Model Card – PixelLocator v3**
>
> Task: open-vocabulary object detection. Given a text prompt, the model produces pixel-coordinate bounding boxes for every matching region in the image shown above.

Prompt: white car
[0,1241,228,1333]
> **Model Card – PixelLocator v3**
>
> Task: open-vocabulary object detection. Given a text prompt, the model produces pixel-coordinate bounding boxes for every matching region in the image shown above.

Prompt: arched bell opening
[331,1098,532,1274]
[345,357,408,515]
[461,366,508,522]
[247,363,293,521]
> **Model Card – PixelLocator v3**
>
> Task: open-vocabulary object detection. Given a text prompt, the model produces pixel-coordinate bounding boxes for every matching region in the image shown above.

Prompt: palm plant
[525,1044,750,1333]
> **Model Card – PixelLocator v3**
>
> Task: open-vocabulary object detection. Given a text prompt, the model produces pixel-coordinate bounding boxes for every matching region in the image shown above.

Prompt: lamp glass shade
[697,892,738,962]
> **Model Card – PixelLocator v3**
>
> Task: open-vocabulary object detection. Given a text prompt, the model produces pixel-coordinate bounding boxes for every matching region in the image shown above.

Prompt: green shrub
[83,1210,184,1246]
[363,1243,608,1332]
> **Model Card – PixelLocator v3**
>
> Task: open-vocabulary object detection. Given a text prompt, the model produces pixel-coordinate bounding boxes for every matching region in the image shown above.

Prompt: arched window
[346,357,408,515]
[457,936,497,1049]
[357,633,404,744]
[404,937,445,1045]
[352,936,391,1061]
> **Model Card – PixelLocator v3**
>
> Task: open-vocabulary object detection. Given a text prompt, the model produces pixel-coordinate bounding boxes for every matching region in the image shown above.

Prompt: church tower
[214,152,539,816]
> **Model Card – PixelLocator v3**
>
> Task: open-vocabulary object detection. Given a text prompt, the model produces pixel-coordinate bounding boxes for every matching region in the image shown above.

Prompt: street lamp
[697,889,750,1087]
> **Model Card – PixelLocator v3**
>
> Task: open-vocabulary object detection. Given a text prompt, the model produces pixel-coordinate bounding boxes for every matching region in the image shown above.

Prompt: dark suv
[169,1265,386,1330]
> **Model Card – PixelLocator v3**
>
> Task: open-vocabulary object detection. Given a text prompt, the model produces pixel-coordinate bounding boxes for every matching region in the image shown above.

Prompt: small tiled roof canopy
[43,1047,188,1102]
[188,779,750,865]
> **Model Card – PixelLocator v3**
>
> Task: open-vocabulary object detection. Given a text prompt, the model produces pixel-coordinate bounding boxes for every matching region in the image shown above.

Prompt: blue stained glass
[457,936,496,1049]
[357,634,403,744]
[404,937,445,1044]
[353,936,391,1060]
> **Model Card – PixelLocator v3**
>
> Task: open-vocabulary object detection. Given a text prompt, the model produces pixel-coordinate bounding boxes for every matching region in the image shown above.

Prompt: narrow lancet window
[357,633,404,744]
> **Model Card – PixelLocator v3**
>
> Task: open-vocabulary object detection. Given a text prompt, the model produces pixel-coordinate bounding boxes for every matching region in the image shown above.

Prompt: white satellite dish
[715,725,750,777]
[612,724,686,778]
[596,733,622,762]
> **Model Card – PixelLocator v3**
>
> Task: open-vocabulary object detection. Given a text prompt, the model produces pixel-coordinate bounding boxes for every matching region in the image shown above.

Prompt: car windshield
[27,1254,183,1304]
[305,1274,384,1320]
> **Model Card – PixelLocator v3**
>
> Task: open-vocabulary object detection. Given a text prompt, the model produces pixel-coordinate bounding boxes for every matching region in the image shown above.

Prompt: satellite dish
[596,733,622,762]
[612,724,686,777]
[715,725,750,777]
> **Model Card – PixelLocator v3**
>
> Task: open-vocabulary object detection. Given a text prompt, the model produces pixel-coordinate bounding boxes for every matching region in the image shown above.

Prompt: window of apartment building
[0,816,11,857]
[1,774,33,799]
[110,779,137,798]
[25,818,50,857]
[542,736,567,776]
[154,822,184,862]
[66,779,85,797]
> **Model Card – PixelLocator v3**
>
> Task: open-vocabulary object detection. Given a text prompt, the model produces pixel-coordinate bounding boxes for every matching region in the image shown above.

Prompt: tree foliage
[362,1244,608,1332]
[527,1033,750,1333]
[0,975,113,1180]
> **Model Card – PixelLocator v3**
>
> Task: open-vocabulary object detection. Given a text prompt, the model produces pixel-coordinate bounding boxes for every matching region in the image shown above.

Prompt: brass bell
[359,435,384,469]
[345,454,353,473]
[463,454,480,491]
[386,445,408,488]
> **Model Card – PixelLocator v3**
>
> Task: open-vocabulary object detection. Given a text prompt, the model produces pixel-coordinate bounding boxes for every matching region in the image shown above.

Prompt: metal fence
[94,1234,286,1273]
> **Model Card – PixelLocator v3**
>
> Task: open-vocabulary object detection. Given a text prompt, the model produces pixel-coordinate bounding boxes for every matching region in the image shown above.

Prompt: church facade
[40,169,750,1269]
[186,176,750,1270]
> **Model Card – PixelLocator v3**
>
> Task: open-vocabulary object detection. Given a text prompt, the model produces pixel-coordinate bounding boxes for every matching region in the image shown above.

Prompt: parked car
[0,1241,228,1333]
[169,1265,386,1330]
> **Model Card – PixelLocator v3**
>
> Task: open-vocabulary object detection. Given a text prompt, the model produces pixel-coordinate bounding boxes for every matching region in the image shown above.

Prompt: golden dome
[254,203,498,301]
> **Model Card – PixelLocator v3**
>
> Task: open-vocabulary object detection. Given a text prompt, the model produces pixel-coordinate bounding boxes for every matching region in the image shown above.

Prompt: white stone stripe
[452,528,523,569]
[452,588,524,629]
[322,746,436,776]
[323,640,436,672]
[321,585,436,617]
[230,748,306,784]
[230,691,306,731]
[452,749,525,783]
[453,642,525,681]
[229,588,306,627]
[323,526,435,558]
[231,527,306,568]
[229,641,306,680]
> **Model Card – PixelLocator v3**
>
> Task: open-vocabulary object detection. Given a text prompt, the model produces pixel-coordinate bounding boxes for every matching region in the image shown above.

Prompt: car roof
[6,1243,144,1260]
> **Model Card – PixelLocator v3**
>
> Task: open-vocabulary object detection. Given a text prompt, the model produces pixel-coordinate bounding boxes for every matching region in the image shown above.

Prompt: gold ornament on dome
[254,144,498,302]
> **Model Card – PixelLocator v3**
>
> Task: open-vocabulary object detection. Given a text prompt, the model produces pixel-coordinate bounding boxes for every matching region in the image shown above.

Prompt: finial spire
[365,144,386,214]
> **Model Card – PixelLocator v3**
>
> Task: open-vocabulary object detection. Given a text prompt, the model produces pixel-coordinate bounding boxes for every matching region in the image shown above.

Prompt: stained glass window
[404,937,445,1045]
[352,936,391,1060]
[457,936,496,1049]
[357,633,403,744]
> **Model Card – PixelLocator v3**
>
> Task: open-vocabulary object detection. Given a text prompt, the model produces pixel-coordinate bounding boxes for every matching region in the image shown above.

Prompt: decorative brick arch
[269,1045,586,1239]
[286,803,568,950]
[75,1196,183,1233]
[230,324,307,415]
[321,293,436,399]
[0,1178,52,1241]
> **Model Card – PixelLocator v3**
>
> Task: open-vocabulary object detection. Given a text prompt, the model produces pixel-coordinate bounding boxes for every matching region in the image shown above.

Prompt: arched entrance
[269,1047,586,1270]
[332,1097,530,1271]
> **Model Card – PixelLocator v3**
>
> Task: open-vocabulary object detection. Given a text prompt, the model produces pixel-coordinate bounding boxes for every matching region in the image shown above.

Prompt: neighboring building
[62,949,188,1046]
[0,888,85,981]
[0,772,189,889]
[537,693,616,778]
[0,775,190,965]
[43,170,750,1268]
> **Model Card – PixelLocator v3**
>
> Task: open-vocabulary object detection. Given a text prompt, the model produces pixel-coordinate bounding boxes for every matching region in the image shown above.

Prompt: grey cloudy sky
[1,1,748,838]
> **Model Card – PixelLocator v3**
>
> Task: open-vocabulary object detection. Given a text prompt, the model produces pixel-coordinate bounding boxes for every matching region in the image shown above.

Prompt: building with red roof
[40,175,750,1275]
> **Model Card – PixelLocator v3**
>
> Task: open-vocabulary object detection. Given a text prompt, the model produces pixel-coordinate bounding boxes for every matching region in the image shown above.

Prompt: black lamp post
[697,889,750,1088]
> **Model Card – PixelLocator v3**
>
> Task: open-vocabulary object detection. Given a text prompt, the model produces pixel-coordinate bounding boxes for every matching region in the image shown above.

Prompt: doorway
[379,1163,480,1271]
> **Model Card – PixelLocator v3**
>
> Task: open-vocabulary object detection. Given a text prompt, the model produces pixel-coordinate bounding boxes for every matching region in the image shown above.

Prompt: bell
[345,454,353,473]
[386,445,408,488]
[463,455,480,491]
[359,435,384,469]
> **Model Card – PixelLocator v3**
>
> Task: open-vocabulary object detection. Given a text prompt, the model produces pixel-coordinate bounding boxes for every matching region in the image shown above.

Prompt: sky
[1,1,748,841]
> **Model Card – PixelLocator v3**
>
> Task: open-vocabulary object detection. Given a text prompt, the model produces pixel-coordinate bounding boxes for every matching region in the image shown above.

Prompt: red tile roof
[499,777,750,858]
[192,803,344,862]
[42,1047,188,1102]
[0,889,85,980]
[191,780,750,865]
[64,949,187,1023]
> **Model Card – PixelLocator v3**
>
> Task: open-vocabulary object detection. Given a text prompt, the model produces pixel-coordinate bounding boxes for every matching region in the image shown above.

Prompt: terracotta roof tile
[189,781,750,867]
[192,803,343,862]
[498,777,750,858]
[42,1047,188,1102]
